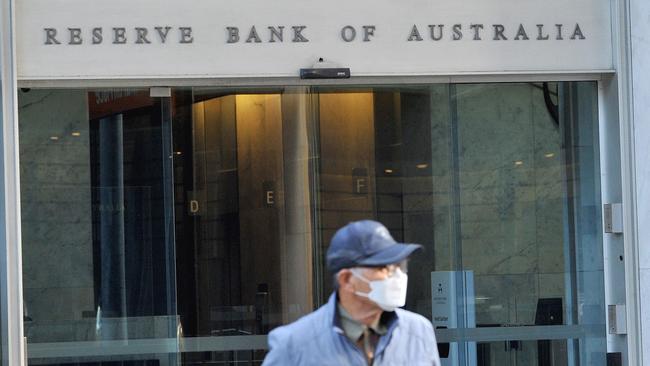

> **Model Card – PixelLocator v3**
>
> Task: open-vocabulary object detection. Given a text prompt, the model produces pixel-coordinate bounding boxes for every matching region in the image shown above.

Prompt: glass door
[19,89,180,365]
[172,88,317,364]
[310,83,606,366]
[18,82,606,365]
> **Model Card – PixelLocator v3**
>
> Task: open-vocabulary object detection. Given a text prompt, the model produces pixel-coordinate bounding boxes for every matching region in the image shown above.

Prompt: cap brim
[356,243,422,267]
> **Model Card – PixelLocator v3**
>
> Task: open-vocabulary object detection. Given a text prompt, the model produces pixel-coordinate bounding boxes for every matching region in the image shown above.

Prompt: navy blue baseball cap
[326,220,422,273]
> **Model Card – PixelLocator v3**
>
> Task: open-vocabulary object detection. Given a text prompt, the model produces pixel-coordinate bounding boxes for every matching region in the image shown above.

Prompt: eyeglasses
[362,261,408,276]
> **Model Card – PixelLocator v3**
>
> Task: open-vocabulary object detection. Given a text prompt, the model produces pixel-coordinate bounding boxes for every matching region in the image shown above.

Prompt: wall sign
[352,168,368,195]
[16,0,613,80]
[263,181,276,207]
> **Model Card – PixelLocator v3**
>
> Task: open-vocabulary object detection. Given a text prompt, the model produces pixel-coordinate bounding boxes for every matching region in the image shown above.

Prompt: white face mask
[350,267,408,311]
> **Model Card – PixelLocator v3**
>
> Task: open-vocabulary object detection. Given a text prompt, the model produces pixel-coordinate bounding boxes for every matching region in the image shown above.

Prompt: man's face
[349,266,388,294]
[341,261,408,307]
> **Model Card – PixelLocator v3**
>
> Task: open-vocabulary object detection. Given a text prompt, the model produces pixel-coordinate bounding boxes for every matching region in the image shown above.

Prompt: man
[263,220,441,365]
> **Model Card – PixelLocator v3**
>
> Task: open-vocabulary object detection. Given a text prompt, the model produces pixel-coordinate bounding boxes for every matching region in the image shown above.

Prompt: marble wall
[19,90,181,344]
[433,84,566,326]
[429,83,573,364]
[18,90,95,334]
[313,85,578,339]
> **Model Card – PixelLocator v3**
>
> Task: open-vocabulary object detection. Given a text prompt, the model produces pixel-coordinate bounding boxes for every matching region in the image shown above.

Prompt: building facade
[0,0,647,365]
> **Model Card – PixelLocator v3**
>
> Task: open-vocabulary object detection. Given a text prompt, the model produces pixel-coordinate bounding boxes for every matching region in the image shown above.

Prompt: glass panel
[475,340,571,365]
[172,88,316,365]
[18,83,605,366]
[312,83,605,366]
[447,82,605,365]
[19,89,179,364]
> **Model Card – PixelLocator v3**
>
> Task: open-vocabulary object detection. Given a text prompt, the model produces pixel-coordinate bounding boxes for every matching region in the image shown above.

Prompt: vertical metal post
[558,83,579,366]
[0,0,25,364]
[98,115,127,339]
[160,98,177,319]
[447,84,469,365]
[306,89,324,307]
[160,97,179,365]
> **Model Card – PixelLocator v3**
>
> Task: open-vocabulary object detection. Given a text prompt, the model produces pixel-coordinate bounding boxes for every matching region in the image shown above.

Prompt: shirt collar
[329,292,398,338]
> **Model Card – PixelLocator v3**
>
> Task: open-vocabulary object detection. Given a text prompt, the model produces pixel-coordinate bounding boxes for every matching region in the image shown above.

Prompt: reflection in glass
[173,90,317,364]
[20,89,179,365]
[18,83,605,366]
[313,83,604,365]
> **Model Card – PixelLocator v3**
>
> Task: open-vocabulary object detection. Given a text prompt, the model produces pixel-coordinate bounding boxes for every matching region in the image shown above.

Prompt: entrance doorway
[18,83,606,365]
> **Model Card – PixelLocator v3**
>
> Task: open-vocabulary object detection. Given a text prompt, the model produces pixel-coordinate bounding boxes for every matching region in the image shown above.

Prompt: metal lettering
[470,24,483,40]
[555,24,564,40]
[155,26,172,43]
[112,27,127,44]
[179,27,194,43]
[429,25,444,41]
[407,25,423,41]
[292,26,309,42]
[68,28,82,45]
[263,181,276,206]
[92,27,103,44]
[362,25,376,42]
[341,25,356,42]
[352,168,368,194]
[268,26,284,42]
[44,28,61,45]
[266,191,275,205]
[41,22,588,48]
[493,24,507,40]
[452,24,462,40]
[135,27,151,44]
[570,23,585,40]
[226,27,240,43]
[514,24,529,40]
[355,179,366,194]
[246,26,262,43]
[536,24,550,40]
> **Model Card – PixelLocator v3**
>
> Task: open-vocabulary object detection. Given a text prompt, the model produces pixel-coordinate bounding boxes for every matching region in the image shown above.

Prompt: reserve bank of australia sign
[40,23,586,45]
[17,0,612,80]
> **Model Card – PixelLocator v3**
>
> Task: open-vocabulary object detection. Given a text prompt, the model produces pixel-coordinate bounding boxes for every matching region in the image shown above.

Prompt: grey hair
[333,267,362,290]
[332,272,340,290]
[332,269,343,290]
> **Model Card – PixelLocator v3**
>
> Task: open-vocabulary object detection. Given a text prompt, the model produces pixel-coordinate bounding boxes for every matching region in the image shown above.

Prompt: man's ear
[337,269,355,293]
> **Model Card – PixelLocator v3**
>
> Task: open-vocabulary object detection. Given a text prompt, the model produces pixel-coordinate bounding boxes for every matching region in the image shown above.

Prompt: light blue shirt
[262,293,441,365]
